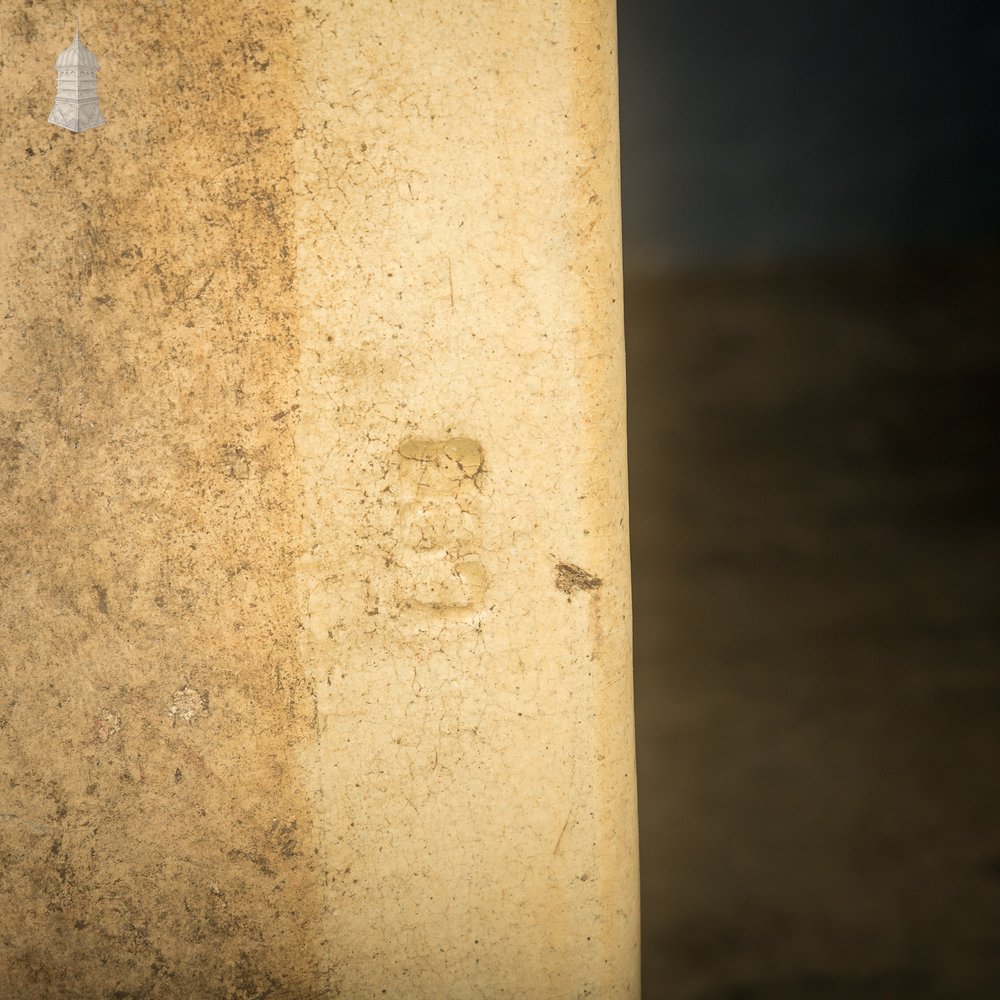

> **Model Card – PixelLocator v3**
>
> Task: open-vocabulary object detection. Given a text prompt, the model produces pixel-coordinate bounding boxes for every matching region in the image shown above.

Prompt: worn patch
[0,2,325,996]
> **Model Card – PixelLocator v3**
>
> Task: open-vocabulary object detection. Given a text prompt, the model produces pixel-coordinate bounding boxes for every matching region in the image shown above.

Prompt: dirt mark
[555,562,604,595]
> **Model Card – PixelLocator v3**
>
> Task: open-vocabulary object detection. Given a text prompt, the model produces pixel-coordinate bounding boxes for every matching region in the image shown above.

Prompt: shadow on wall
[616,0,1000,271]
[626,254,1000,999]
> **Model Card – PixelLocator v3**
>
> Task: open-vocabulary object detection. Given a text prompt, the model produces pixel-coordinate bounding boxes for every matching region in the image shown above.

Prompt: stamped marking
[396,437,488,619]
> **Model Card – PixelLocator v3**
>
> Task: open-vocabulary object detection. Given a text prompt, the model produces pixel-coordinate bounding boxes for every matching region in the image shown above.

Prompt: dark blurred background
[617,3,1000,997]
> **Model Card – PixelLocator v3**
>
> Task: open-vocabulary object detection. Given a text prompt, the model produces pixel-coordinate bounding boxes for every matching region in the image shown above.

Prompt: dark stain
[13,8,38,43]
[93,583,108,615]
[269,818,299,858]
[555,562,603,595]
[240,38,271,72]
[227,848,277,879]
[271,404,300,422]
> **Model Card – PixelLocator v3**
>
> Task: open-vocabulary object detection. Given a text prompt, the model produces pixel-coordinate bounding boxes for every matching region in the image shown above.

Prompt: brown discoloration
[555,561,604,595]
[0,2,324,995]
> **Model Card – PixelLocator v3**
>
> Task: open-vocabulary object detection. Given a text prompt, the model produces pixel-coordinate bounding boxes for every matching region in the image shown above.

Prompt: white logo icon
[49,19,106,133]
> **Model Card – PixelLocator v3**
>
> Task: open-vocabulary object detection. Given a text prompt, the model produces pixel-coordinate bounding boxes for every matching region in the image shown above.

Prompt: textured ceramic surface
[0,2,637,996]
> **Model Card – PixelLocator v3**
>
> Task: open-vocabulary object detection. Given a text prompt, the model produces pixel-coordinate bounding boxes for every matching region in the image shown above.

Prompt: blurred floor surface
[627,255,1000,999]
